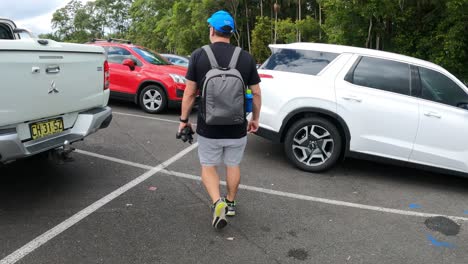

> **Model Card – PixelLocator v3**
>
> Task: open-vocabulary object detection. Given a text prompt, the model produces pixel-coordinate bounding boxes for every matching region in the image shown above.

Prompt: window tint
[171,58,188,67]
[262,49,338,75]
[347,56,410,95]
[105,46,141,66]
[0,24,13,39]
[132,47,170,65]
[419,67,468,107]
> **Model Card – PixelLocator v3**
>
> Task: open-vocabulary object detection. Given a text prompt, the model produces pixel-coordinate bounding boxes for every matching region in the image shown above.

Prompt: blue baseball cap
[207,10,235,34]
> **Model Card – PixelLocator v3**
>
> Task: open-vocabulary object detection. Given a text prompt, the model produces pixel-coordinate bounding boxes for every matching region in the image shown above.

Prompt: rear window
[0,24,13,39]
[261,49,339,75]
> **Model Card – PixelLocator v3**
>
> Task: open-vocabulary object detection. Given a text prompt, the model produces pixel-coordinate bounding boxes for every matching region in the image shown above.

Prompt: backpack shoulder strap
[202,45,219,69]
[228,47,242,69]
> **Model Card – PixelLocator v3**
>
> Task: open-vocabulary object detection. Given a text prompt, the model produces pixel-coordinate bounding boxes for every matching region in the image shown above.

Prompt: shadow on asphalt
[337,157,468,194]
[248,134,468,195]
[0,157,80,211]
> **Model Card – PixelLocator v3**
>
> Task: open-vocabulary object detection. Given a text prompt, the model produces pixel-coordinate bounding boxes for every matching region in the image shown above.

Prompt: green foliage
[51,0,132,43]
[252,16,272,63]
[37,33,61,41]
[321,0,468,81]
[297,16,320,42]
[276,18,296,44]
[45,0,467,81]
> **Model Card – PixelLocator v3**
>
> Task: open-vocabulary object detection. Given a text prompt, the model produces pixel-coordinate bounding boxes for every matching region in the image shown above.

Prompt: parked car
[161,54,189,68]
[0,18,112,164]
[89,40,188,114]
[256,42,468,176]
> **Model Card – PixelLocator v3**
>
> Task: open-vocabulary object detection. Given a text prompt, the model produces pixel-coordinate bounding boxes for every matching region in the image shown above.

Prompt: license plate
[29,118,64,140]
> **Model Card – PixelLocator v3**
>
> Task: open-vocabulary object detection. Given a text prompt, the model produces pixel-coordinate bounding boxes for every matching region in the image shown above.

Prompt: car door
[335,55,420,161]
[409,66,468,172]
[106,46,141,94]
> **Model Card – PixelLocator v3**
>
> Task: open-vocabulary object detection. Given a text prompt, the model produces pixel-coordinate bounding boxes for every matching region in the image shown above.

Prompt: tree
[45,0,467,81]
[51,0,132,42]
[252,16,272,63]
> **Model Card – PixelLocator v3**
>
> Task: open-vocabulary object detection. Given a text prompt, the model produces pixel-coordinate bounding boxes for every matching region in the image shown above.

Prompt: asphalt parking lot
[2,101,468,264]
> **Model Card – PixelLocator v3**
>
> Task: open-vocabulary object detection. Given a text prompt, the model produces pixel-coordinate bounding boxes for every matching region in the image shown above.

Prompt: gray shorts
[197,135,247,166]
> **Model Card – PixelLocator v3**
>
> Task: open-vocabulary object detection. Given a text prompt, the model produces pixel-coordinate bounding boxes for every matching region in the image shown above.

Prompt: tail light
[104,60,110,90]
[259,73,273,79]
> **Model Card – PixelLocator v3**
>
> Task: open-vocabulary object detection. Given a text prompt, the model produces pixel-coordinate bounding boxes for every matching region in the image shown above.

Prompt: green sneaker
[211,199,228,229]
[225,198,236,216]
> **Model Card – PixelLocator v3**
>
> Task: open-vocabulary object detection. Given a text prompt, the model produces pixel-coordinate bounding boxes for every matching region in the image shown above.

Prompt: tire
[284,117,342,172]
[139,85,167,114]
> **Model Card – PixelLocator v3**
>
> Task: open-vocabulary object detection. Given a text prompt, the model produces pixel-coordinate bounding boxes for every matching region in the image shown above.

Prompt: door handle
[342,95,362,103]
[46,65,60,74]
[424,112,441,119]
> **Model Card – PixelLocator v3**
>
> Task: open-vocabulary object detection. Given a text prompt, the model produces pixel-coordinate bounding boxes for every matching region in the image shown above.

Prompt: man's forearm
[181,93,196,120]
[180,80,198,120]
[252,95,261,121]
[250,84,261,121]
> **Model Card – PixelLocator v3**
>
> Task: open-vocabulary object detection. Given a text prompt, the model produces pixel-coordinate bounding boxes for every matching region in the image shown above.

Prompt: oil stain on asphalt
[424,216,460,236]
[287,248,309,261]
[287,230,298,237]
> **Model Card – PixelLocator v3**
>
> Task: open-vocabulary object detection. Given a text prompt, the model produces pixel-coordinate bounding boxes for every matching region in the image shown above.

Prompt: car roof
[91,41,145,50]
[270,42,444,73]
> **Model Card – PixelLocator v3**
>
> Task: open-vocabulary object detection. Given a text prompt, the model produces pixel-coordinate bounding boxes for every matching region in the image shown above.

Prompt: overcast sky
[0,0,93,34]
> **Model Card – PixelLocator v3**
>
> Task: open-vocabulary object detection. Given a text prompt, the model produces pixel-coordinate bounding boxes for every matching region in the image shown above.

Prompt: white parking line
[76,150,468,222]
[75,149,153,170]
[0,143,198,264]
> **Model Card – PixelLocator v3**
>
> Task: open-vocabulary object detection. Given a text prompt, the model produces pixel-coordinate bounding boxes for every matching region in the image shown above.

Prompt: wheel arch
[279,108,351,160]
[135,80,168,104]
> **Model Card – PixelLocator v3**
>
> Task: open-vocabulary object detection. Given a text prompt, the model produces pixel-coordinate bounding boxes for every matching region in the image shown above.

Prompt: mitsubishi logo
[48,80,59,94]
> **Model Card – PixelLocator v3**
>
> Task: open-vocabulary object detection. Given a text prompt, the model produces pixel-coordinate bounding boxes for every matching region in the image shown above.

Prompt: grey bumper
[0,106,112,163]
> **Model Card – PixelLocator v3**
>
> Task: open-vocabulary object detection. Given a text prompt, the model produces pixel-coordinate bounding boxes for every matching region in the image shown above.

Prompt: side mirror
[457,102,468,110]
[122,59,135,71]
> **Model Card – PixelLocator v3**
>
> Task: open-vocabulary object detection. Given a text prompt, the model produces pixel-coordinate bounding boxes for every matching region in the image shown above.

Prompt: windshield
[132,47,171,65]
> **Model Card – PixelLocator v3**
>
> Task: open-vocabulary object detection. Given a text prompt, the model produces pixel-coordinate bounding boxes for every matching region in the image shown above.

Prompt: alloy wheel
[143,89,163,111]
[292,125,334,167]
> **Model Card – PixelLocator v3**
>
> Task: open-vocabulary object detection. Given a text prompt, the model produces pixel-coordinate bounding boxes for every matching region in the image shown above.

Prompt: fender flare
[279,107,351,157]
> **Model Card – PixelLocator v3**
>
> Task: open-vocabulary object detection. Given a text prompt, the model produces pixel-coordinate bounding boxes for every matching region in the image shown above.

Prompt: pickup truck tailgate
[0,39,108,127]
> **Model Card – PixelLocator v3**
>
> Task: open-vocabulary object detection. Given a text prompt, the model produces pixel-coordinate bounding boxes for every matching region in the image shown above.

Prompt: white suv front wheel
[284,117,342,172]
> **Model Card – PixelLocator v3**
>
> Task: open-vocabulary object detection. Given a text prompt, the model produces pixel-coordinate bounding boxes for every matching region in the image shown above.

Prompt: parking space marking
[77,150,468,222]
[75,149,153,170]
[0,143,198,264]
[162,170,468,221]
[113,112,181,124]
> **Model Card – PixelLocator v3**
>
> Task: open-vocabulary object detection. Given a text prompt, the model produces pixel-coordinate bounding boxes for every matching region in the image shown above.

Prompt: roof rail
[88,38,132,44]
[107,38,132,44]
[88,38,107,43]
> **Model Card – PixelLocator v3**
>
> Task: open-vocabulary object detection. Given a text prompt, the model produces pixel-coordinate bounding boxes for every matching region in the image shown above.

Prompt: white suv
[256,43,468,175]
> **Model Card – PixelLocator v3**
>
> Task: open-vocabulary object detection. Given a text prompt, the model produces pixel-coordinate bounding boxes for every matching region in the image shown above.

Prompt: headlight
[170,74,186,84]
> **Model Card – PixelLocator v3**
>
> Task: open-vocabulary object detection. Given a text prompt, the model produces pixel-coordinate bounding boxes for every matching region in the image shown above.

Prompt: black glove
[176,126,194,144]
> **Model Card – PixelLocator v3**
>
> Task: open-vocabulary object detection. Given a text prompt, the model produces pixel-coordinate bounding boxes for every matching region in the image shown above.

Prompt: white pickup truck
[0,18,112,163]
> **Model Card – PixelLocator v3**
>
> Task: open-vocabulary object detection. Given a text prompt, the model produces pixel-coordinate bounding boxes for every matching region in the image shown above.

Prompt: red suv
[89,40,187,113]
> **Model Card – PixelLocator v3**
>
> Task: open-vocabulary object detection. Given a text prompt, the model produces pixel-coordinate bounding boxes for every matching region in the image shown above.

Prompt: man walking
[178,10,261,229]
